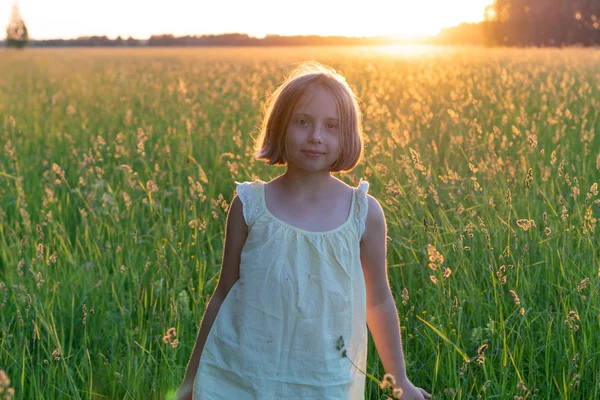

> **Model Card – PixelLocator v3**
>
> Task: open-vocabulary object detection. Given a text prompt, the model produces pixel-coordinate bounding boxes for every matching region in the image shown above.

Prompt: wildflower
[481,380,491,392]
[146,180,158,194]
[585,183,598,204]
[36,224,44,242]
[162,327,179,348]
[582,207,597,234]
[401,288,409,306]
[476,343,488,365]
[569,372,581,387]
[384,373,396,386]
[122,192,132,208]
[571,182,580,198]
[564,311,580,331]
[516,219,536,231]
[52,348,61,361]
[496,265,507,285]
[452,297,459,315]
[524,168,533,188]
[509,290,521,306]
[51,163,66,182]
[511,125,521,137]
[558,159,565,177]
[427,244,444,265]
[447,109,459,124]
[137,128,147,156]
[477,343,487,356]
[336,335,344,351]
[0,369,15,400]
[380,373,395,390]
[36,272,45,288]
[561,205,569,221]
[409,148,426,171]
[443,267,452,279]
[392,387,403,399]
[527,132,538,148]
[429,275,438,285]
[577,278,589,293]
[336,335,347,358]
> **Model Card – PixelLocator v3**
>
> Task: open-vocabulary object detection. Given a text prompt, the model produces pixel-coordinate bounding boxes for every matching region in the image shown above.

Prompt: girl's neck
[276,170,339,200]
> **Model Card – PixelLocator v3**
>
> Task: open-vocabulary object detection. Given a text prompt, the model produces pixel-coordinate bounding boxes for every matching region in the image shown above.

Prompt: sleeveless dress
[193,179,370,399]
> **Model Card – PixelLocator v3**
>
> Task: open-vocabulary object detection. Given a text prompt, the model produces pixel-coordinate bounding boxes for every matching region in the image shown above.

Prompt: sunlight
[373,44,443,57]
[360,0,494,37]
[1,0,495,40]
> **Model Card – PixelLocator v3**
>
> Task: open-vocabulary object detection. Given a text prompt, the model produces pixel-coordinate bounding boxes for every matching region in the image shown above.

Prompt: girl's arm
[360,195,431,399]
[177,194,248,395]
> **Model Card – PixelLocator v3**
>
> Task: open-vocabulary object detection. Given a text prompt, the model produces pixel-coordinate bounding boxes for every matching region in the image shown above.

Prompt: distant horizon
[10,31,442,41]
[2,0,492,41]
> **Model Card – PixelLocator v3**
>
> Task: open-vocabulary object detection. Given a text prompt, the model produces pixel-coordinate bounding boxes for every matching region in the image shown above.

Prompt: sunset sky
[2,0,493,40]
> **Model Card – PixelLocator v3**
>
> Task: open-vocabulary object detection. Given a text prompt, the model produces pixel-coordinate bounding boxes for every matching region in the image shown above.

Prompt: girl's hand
[396,377,432,399]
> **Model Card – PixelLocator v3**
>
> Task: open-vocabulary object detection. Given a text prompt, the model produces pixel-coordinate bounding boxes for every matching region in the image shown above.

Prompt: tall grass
[0,46,599,399]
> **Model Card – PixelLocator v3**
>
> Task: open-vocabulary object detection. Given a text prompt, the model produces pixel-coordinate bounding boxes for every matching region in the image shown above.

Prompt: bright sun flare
[246,0,494,39]
[349,0,493,37]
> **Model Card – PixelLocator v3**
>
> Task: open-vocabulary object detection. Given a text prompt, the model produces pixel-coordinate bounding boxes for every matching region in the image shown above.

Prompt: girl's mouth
[302,150,324,158]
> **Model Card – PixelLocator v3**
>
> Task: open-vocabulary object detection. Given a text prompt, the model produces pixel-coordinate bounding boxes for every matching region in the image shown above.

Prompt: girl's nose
[309,126,324,144]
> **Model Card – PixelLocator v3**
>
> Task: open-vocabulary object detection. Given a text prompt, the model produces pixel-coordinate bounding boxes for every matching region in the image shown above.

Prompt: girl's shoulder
[348,179,370,239]
[355,179,369,197]
[234,179,265,226]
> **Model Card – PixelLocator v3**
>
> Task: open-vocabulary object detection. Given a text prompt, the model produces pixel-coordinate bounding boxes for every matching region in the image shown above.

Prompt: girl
[177,62,431,400]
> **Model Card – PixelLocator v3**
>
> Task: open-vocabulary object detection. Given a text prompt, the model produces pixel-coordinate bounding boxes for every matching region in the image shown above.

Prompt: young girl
[177,62,431,400]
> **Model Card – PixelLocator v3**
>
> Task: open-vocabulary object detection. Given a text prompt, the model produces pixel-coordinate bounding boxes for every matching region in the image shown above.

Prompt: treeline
[11,33,428,48]
[437,0,600,46]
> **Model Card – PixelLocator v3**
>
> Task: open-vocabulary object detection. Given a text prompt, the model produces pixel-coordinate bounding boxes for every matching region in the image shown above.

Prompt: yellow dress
[194,179,370,399]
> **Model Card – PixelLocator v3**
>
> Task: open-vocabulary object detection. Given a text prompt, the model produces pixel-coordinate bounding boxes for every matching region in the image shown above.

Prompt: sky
[2,0,493,40]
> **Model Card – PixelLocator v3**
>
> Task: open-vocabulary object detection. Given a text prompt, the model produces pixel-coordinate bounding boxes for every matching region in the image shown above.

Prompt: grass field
[0,46,599,399]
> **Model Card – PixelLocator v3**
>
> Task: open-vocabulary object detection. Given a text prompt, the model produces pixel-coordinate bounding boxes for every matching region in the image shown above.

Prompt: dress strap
[234,180,264,227]
[355,180,370,239]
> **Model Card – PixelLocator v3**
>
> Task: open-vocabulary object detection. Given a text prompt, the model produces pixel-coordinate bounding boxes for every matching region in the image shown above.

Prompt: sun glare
[358,0,493,37]
[0,0,494,40]
[374,44,446,57]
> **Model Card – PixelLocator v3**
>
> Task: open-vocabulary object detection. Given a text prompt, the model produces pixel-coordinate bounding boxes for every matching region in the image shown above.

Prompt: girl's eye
[327,123,338,130]
[298,119,309,126]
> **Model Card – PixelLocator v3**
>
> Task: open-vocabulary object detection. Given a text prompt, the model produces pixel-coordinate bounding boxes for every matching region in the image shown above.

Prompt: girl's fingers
[419,387,432,398]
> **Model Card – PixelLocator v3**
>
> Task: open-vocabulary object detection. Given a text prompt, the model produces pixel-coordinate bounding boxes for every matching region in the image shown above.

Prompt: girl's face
[285,86,341,174]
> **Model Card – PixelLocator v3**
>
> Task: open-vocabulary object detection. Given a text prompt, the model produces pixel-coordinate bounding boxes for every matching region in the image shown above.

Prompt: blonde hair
[254,62,363,173]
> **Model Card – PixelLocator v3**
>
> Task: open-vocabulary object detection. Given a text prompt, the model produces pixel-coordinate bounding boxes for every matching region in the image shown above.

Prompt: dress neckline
[260,180,356,236]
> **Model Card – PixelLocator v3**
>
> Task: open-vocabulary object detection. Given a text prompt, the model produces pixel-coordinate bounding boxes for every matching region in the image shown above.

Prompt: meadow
[0,45,599,399]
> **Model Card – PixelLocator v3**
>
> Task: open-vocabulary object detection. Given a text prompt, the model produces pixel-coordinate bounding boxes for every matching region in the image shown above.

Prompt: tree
[6,2,29,48]
[484,0,600,46]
